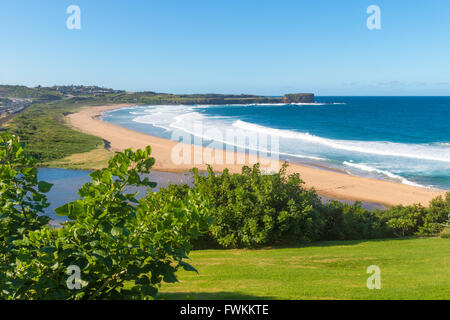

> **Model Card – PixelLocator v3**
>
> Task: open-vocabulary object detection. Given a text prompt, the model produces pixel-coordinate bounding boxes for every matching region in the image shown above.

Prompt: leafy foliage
[186,164,323,248]
[0,135,210,300]
[5,100,104,162]
[162,164,450,249]
[0,134,53,296]
[319,201,386,240]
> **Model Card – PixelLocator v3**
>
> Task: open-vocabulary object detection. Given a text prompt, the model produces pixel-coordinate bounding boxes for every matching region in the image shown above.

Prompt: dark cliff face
[179,93,315,105]
[282,93,315,103]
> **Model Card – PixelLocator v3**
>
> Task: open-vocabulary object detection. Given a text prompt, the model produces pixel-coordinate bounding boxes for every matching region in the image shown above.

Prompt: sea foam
[232,120,450,163]
[343,161,425,187]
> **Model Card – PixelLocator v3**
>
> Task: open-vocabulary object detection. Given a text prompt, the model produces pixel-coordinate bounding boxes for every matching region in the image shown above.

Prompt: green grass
[160,237,450,300]
[44,145,113,170]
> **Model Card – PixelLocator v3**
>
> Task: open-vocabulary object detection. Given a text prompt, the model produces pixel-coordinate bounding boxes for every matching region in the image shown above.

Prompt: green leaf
[127,264,141,276]
[38,181,53,193]
[101,170,113,184]
[163,271,178,283]
[55,203,70,216]
[41,246,57,254]
[135,275,150,286]
[179,261,198,274]
[92,249,107,258]
[55,201,84,218]
[141,285,158,298]
[111,227,122,237]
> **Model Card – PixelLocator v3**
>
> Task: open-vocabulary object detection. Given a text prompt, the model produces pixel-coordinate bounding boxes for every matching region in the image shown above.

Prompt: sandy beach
[66,105,448,207]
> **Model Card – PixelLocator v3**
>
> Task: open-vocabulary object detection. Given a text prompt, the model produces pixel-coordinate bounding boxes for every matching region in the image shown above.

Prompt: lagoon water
[38,168,193,222]
[103,97,450,190]
[39,168,91,222]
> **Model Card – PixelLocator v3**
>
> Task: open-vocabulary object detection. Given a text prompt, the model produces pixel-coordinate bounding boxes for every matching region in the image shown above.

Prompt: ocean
[102,97,450,190]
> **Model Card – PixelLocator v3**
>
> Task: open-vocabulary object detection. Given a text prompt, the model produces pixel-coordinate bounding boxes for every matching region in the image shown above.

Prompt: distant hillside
[0,85,314,105]
[99,92,314,105]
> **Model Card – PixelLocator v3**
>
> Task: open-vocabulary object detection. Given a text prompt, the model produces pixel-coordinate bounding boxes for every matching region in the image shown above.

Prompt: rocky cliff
[282,93,315,103]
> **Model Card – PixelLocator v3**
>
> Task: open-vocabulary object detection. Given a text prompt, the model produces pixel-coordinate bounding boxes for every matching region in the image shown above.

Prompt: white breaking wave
[343,161,425,187]
[132,106,326,162]
[132,105,198,131]
[290,102,347,106]
[232,120,450,163]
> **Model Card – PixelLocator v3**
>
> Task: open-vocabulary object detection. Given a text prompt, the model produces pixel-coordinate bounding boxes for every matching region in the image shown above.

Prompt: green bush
[159,164,450,249]
[379,204,427,237]
[420,194,450,235]
[0,135,211,300]
[319,201,387,240]
[187,164,324,248]
[440,228,450,239]
[426,193,450,226]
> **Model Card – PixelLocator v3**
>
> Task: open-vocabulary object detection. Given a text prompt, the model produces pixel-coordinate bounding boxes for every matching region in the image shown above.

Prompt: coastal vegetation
[0,135,210,299]
[0,85,63,102]
[162,164,450,249]
[1,134,449,299]
[2,100,105,162]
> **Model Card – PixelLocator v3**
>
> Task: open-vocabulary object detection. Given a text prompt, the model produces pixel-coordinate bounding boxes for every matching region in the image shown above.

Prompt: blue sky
[1,0,449,95]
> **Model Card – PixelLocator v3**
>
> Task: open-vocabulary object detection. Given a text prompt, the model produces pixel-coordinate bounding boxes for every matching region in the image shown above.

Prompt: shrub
[417,193,450,235]
[320,201,388,240]
[380,204,427,237]
[0,135,211,300]
[425,194,450,225]
[189,163,324,248]
[169,164,450,248]
[440,228,450,239]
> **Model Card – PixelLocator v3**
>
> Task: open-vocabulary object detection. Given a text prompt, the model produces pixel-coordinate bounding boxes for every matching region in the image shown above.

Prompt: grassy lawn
[160,237,450,300]
[44,145,114,170]
[2,100,105,163]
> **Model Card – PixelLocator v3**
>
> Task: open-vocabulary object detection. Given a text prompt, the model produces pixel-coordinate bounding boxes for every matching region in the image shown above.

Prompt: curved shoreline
[66,104,447,207]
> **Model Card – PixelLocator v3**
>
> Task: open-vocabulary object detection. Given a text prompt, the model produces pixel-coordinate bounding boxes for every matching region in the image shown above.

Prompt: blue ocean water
[102,97,450,190]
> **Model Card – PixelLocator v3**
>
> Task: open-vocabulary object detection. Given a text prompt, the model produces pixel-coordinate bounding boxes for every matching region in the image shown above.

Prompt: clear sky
[1,0,449,96]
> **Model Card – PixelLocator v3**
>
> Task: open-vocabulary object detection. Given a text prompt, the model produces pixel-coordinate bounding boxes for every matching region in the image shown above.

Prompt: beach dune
[66,105,447,207]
